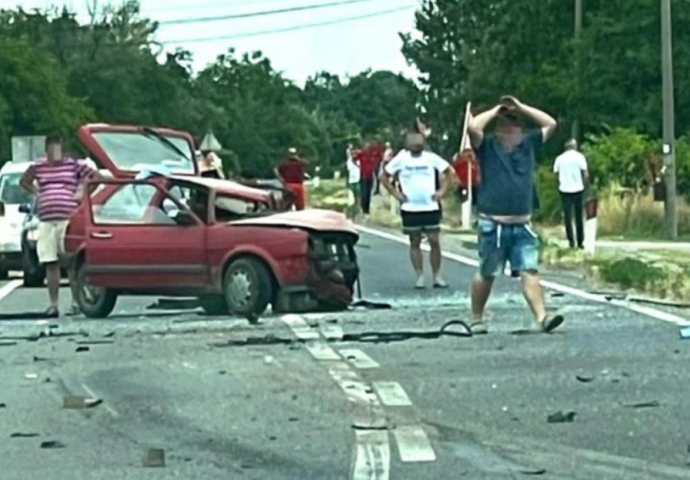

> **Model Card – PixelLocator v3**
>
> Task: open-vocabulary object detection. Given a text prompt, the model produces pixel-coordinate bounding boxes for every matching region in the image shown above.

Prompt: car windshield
[0,172,32,205]
[91,131,195,174]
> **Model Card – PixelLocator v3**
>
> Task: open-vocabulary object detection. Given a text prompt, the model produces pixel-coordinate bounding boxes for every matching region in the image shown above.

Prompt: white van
[0,161,33,278]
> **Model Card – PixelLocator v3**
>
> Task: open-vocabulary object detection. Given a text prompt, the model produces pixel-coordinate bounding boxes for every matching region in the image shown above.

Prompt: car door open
[84,179,209,290]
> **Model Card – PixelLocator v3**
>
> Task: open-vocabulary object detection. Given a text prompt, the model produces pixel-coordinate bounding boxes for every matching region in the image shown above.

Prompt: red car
[64,124,359,319]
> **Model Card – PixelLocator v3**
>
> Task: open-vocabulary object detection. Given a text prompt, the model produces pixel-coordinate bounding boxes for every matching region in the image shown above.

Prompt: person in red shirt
[452,148,480,208]
[356,142,378,216]
[275,148,307,210]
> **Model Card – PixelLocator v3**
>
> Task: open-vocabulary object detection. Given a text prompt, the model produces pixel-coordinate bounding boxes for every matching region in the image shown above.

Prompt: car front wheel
[223,257,273,318]
[75,262,117,319]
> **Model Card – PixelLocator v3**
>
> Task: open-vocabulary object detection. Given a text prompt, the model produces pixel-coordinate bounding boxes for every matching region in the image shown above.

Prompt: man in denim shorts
[467,96,564,335]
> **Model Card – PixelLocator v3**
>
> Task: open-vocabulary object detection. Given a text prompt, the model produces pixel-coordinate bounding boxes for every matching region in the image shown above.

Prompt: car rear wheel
[223,257,273,318]
[75,262,117,319]
[198,295,228,315]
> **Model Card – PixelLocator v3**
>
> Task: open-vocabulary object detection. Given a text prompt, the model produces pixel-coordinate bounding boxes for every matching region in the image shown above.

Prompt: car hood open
[78,124,199,178]
[229,209,358,236]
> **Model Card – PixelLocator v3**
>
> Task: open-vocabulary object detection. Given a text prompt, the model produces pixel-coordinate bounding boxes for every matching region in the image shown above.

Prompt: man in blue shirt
[468,96,564,335]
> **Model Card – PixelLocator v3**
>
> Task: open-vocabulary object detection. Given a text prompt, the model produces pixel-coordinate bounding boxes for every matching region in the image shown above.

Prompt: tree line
[0,1,418,177]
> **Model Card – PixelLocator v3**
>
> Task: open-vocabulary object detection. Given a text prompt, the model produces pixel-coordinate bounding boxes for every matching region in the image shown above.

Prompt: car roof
[169,175,271,201]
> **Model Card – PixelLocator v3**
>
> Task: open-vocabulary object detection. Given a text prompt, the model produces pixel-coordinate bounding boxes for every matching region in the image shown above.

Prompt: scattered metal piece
[103,331,116,338]
[547,411,576,424]
[351,300,392,310]
[33,356,49,362]
[288,417,299,422]
[575,375,595,383]
[143,448,166,467]
[550,292,565,298]
[269,436,277,441]
[76,340,115,345]
[680,327,690,339]
[623,400,660,409]
[11,432,39,438]
[219,371,227,375]
[0,403,6,408]
[75,346,90,353]
[519,468,547,475]
[628,295,690,308]
[63,396,102,409]
[24,374,38,380]
[40,440,65,449]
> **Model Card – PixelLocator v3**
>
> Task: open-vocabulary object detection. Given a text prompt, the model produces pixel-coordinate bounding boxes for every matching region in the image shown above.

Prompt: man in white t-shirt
[381,130,453,289]
[554,139,589,249]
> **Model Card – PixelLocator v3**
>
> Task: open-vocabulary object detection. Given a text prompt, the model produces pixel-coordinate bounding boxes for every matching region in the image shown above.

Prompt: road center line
[352,430,391,480]
[392,426,437,463]
[356,225,690,327]
[339,348,381,369]
[372,382,413,407]
[281,315,392,480]
[0,279,22,303]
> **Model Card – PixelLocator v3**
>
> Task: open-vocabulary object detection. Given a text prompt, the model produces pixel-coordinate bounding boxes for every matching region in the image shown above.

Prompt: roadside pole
[459,102,473,230]
[572,0,583,141]
[661,0,678,239]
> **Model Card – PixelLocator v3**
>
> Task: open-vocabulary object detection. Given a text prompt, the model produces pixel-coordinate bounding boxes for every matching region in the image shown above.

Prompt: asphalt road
[1,229,690,480]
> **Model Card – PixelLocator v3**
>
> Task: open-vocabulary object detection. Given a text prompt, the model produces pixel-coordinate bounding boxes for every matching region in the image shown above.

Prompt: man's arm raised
[502,96,557,142]
[467,105,502,149]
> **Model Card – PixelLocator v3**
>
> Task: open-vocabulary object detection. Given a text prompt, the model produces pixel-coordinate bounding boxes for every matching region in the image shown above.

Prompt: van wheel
[75,262,117,319]
[223,258,273,317]
[198,295,228,315]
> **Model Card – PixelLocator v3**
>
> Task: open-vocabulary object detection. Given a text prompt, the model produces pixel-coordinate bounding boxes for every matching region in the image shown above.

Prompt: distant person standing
[346,145,361,219]
[554,139,589,249]
[380,129,453,289]
[20,134,96,318]
[356,142,378,217]
[275,147,307,210]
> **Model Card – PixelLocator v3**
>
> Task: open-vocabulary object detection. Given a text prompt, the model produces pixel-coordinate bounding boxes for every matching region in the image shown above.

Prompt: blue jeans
[477,218,540,278]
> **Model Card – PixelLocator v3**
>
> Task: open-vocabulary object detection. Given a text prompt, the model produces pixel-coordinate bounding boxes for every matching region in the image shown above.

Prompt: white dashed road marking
[356,225,690,326]
[373,382,413,407]
[393,426,437,463]
[353,430,391,480]
[340,348,381,369]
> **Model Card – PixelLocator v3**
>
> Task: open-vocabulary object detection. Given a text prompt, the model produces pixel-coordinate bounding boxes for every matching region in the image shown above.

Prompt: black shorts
[401,210,442,235]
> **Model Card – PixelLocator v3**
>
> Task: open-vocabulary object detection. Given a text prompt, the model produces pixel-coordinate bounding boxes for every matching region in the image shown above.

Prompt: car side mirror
[173,210,196,226]
[18,203,31,214]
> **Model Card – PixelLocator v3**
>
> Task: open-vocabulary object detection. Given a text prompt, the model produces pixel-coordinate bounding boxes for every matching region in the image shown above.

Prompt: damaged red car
[63,124,360,319]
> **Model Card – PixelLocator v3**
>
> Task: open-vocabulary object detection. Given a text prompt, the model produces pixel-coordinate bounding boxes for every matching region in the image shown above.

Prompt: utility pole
[572,0,583,141]
[661,0,678,239]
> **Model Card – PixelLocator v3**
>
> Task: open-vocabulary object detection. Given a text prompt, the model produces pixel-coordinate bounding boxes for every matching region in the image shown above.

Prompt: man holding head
[468,96,564,334]
[380,128,453,289]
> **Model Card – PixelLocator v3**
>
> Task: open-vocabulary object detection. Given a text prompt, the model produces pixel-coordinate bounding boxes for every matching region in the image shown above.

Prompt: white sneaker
[415,276,426,289]
[433,277,449,289]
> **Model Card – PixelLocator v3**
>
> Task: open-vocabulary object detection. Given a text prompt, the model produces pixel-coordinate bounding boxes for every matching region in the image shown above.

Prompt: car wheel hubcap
[81,277,104,306]
[228,270,253,308]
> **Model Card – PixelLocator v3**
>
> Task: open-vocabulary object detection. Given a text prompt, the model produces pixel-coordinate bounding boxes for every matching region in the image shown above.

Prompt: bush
[598,257,665,290]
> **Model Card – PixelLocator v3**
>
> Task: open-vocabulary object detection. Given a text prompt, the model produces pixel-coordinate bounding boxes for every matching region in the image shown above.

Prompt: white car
[0,161,33,279]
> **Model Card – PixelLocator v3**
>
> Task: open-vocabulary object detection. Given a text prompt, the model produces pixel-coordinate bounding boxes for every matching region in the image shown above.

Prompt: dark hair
[45,133,63,148]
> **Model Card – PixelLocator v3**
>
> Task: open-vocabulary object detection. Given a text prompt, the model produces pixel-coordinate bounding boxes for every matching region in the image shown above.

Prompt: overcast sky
[2,0,421,85]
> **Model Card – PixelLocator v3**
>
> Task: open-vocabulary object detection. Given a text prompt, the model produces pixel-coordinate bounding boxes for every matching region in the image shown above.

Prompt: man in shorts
[21,134,96,318]
[467,96,564,334]
[381,130,453,289]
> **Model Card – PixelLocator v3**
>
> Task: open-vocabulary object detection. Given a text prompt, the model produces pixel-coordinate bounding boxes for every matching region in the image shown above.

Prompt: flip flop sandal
[44,307,59,319]
[470,322,488,335]
[540,315,565,333]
